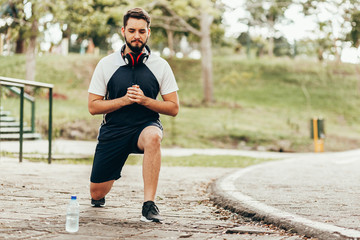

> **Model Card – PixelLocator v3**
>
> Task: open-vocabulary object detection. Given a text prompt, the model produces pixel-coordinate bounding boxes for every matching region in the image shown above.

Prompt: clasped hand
[126,85,147,105]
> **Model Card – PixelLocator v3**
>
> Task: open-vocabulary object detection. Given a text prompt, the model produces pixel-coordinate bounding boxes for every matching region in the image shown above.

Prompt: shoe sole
[140,216,160,222]
[91,203,106,207]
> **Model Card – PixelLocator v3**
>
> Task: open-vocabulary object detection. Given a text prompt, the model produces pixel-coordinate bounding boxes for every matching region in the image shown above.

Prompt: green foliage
[237,33,293,57]
[56,0,127,48]
[273,36,292,57]
[349,11,360,48]
[243,0,293,56]
[0,0,226,51]
[237,32,251,47]
[245,0,293,25]
[0,0,57,53]
[126,154,273,168]
[147,0,226,46]
[300,0,360,61]
[23,153,274,168]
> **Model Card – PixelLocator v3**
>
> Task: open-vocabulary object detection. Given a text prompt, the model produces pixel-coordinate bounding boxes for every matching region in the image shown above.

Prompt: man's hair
[123,8,151,28]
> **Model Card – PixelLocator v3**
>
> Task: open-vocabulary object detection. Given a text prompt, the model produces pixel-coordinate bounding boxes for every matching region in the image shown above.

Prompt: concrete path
[0,157,305,239]
[211,149,360,240]
[1,140,312,158]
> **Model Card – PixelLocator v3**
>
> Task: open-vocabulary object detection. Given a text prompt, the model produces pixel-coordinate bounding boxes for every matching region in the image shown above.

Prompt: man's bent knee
[90,180,114,200]
[138,126,163,151]
[145,132,162,148]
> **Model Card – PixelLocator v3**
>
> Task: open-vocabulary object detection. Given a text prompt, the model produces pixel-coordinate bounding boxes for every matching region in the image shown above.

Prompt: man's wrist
[119,95,131,106]
[142,96,152,106]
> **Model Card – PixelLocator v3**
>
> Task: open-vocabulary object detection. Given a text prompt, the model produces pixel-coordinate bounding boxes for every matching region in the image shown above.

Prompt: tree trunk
[268,17,274,58]
[26,18,38,81]
[86,38,95,54]
[268,36,274,57]
[355,65,360,95]
[334,39,341,64]
[317,48,324,61]
[16,35,25,53]
[166,28,175,58]
[61,28,71,56]
[6,32,11,55]
[61,37,69,56]
[12,4,26,54]
[200,12,214,104]
[0,34,3,55]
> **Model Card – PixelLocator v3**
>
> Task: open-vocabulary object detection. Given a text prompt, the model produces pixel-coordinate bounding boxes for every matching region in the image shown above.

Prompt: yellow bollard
[312,118,324,153]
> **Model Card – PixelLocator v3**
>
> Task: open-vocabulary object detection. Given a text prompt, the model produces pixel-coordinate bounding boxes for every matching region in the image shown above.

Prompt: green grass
[22,154,273,168]
[128,154,274,168]
[1,54,360,152]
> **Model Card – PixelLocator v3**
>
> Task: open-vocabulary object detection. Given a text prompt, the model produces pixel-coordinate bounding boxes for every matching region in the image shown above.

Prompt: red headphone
[121,45,151,67]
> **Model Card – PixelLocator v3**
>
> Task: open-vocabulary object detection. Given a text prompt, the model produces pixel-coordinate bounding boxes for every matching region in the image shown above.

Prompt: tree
[54,0,127,53]
[348,11,360,48]
[273,36,292,57]
[0,0,57,81]
[25,1,39,82]
[244,0,293,57]
[1,0,225,103]
[146,0,225,104]
[301,0,360,62]
[0,1,26,53]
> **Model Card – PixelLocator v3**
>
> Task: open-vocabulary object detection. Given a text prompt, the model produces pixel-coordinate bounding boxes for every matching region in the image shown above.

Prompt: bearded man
[87,7,179,222]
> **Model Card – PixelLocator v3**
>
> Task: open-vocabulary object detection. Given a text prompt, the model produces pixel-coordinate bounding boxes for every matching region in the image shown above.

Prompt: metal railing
[0,76,53,163]
[7,86,36,133]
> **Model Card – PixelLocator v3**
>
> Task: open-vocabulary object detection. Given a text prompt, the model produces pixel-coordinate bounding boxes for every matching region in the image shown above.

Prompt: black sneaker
[91,197,105,207]
[140,201,163,222]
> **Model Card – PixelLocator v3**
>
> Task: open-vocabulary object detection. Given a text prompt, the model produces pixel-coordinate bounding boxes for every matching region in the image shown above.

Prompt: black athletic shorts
[90,120,163,183]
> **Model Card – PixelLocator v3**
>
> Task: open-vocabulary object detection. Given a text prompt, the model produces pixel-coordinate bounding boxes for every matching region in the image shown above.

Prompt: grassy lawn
[21,154,274,168]
[1,54,360,152]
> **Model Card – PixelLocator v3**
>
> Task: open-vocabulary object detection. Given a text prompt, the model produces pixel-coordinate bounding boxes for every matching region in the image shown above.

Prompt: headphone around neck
[121,45,151,67]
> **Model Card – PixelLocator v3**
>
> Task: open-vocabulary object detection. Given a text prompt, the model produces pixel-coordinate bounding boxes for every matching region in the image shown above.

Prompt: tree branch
[152,2,201,37]
[151,22,188,32]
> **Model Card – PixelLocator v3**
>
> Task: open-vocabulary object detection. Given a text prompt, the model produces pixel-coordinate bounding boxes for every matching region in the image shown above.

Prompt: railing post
[19,87,24,163]
[31,101,35,133]
[48,88,52,164]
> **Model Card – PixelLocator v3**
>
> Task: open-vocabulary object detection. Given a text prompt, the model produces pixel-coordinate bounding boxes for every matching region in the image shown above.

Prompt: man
[87,7,179,222]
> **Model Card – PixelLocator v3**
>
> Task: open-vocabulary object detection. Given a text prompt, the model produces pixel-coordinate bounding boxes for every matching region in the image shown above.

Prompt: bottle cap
[71,195,77,200]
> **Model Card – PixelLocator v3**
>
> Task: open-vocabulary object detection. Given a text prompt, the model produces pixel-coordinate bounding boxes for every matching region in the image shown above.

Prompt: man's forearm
[88,96,131,115]
[142,97,179,117]
[127,87,179,117]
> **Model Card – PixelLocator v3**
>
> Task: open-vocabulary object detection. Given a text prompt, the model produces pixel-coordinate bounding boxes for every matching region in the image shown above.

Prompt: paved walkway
[212,149,360,240]
[0,157,304,239]
[2,140,360,239]
[1,140,311,158]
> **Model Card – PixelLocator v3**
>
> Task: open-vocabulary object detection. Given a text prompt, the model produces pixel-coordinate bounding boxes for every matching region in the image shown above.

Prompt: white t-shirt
[88,50,178,97]
[88,49,179,141]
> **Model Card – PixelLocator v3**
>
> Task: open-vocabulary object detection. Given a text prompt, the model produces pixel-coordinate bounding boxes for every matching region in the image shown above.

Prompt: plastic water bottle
[65,195,79,233]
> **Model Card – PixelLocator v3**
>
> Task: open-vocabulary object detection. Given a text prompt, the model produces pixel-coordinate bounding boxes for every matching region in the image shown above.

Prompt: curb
[209,162,360,240]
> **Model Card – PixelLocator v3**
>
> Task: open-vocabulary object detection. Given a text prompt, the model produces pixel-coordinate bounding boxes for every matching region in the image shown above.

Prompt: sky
[221,0,360,63]
[222,0,317,40]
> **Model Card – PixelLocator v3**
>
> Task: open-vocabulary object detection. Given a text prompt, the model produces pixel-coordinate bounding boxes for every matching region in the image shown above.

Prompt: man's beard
[125,36,148,53]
